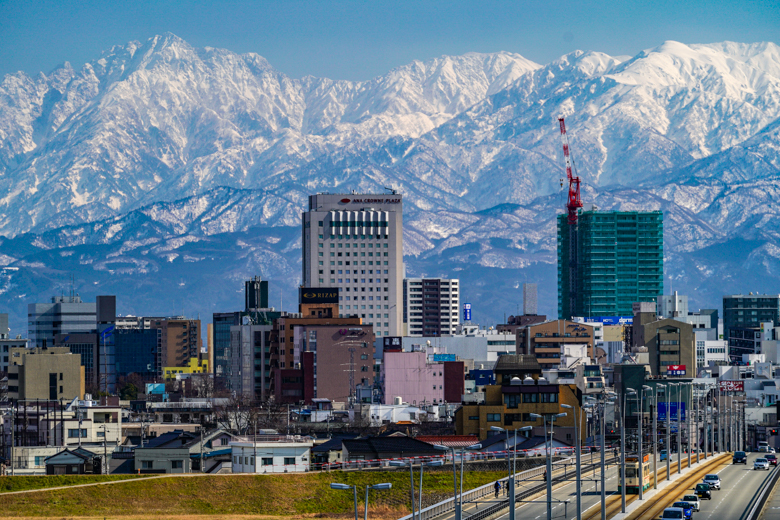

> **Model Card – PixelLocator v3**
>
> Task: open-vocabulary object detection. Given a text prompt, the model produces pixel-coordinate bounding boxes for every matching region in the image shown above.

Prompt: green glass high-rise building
[558,209,664,319]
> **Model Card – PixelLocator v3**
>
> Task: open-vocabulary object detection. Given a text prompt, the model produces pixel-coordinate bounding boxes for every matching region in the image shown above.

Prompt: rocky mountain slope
[1,35,779,331]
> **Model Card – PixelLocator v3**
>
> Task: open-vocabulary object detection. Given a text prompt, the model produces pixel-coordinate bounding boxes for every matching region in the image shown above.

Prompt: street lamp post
[432,443,481,520]
[681,382,691,470]
[388,461,417,520]
[561,404,586,520]
[364,483,392,520]
[490,426,532,520]
[331,483,360,520]
[694,383,700,463]
[650,384,663,490]
[530,412,567,520]
[417,461,443,514]
[666,384,674,480]
[622,390,636,512]
[677,382,682,474]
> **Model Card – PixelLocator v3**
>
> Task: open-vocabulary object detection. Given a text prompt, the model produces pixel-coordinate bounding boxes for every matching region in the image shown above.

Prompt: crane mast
[558,117,583,319]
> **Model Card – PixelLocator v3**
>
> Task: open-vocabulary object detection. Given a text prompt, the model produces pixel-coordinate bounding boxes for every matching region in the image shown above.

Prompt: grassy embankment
[0,469,507,518]
[0,474,149,493]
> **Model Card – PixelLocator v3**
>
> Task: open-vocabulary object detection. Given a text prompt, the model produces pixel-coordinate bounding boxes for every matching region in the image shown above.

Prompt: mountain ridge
[1,35,780,332]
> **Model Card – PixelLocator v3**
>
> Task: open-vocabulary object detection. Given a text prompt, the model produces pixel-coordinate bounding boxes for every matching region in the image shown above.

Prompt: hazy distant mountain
[1,35,779,331]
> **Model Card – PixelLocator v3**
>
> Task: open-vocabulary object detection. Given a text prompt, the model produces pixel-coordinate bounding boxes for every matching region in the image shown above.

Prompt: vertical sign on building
[463,303,472,322]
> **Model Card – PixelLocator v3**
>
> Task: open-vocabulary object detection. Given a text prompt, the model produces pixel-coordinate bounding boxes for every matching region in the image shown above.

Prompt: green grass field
[0,474,149,493]
[0,469,507,518]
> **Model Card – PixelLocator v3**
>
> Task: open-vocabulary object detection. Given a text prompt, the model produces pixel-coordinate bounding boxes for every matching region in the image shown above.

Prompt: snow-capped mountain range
[1,34,779,332]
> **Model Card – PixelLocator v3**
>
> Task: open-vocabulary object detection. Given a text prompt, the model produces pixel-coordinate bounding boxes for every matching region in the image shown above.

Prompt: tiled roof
[312,435,357,453]
[343,436,440,457]
[415,435,479,448]
[141,430,193,449]
[494,355,542,372]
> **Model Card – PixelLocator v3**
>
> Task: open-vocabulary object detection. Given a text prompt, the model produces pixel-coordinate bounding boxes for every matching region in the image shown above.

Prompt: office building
[382,351,464,405]
[149,318,202,368]
[393,326,517,365]
[723,294,780,344]
[0,313,28,374]
[115,328,161,381]
[403,278,460,336]
[28,295,97,348]
[643,318,696,377]
[523,283,538,315]
[455,356,584,443]
[657,291,688,319]
[7,347,85,401]
[212,277,274,388]
[558,210,663,320]
[523,320,595,370]
[49,296,116,392]
[301,193,404,336]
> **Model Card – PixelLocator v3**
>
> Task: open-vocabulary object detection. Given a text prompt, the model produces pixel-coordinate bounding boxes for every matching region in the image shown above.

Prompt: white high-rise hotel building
[302,193,404,336]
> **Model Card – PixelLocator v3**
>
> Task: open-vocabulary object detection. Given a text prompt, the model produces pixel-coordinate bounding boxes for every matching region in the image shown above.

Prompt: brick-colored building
[148,318,202,368]
[455,379,584,444]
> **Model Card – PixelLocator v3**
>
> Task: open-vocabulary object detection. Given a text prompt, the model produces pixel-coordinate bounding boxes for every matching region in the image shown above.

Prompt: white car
[755,458,771,470]
[703,474,721,489]
[682,494,701,512]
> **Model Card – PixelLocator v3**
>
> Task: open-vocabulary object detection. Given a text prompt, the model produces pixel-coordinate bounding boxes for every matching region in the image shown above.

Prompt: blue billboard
[432,354,456,362]
[657,402,686,421]
[588,316,633,325]
[463,303,472,321]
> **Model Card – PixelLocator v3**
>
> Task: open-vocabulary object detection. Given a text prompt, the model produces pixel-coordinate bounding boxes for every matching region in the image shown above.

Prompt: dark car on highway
[766,453,778,466]
[733,451,747,464]
[695,483,712,500]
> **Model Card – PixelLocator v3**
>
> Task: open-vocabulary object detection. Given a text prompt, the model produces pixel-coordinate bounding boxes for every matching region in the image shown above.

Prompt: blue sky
[0,0,778,80]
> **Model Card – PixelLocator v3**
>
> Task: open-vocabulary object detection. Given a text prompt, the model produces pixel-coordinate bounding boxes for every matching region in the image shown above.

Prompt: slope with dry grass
[0,469,507,518]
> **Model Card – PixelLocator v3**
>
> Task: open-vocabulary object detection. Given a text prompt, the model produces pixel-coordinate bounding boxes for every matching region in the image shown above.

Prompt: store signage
[464,303,472,321]
[667,365,686,376]
[338,198,401,204]
[299,288,339,304]
[719,380,744,392]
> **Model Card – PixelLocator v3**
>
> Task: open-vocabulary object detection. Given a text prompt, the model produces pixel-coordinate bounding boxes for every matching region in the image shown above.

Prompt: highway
[660,452,775,520]
[483,452,775,520]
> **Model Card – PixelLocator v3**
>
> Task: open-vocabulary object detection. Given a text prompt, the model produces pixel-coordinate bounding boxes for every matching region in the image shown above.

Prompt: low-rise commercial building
[381,351,464,405]
[7,347,84,401]
[134,429,235,474]
[455,377,585,444]
[523,320,595,370]
[231,435,313,473]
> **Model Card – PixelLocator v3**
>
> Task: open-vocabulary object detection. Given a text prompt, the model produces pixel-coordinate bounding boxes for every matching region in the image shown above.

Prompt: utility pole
[10,403,14,476]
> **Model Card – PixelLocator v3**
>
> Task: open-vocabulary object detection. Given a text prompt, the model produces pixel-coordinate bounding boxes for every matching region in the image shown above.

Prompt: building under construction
[558,209,664,319]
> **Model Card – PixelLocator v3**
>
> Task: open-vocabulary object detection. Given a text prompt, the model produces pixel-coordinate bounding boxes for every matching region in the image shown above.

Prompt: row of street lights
[332,384,746,520]
[330,482,392,520]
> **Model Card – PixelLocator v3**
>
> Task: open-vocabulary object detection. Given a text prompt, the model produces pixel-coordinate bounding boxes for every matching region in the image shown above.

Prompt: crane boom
[559,117,583,225]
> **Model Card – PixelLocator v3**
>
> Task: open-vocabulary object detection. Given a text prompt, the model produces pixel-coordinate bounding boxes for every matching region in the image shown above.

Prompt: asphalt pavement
[634,451,775,520]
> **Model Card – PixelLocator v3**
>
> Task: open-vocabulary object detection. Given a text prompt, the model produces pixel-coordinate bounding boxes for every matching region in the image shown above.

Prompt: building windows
[171,460,183,469]
[486,413,501,422]
[262,458,273,466]
[284,457,296,465]
[142,460,153,469]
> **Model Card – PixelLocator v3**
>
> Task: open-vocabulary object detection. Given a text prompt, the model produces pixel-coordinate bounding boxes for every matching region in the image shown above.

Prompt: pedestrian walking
[543,470,547,482]
[494,480,501,498]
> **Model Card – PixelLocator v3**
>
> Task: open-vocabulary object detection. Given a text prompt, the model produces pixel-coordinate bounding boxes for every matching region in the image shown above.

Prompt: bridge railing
[395,451,581,520]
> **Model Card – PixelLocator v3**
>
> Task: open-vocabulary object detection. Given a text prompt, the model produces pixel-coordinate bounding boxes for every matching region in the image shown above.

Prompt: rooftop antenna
[383,186,398,195]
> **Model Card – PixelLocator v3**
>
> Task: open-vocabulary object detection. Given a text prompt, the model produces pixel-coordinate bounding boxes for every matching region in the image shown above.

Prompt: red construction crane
[558,117,583,224]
